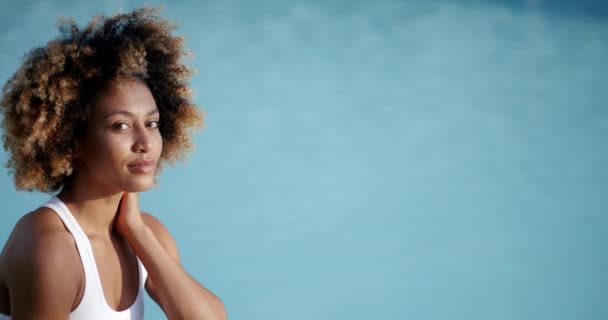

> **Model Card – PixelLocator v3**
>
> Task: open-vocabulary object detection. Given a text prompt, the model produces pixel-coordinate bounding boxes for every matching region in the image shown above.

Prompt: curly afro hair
[0,7,204,192]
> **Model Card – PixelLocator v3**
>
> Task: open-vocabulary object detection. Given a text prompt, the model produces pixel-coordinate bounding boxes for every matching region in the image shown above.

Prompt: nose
[132,126,154,153]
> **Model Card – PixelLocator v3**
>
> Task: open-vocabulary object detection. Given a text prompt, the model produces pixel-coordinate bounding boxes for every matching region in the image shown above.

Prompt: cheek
[105,135,133,161]
[84,132,131,167]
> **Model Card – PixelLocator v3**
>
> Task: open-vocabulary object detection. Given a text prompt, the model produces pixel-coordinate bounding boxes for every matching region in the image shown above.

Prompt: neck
[56,174,124,238]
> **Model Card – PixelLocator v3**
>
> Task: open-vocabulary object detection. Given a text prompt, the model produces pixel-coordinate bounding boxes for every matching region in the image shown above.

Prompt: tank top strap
[137,256,149,288]
[40,197,105,308]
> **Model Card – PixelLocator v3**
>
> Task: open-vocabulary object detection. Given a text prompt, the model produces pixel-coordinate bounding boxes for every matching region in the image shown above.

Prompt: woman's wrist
[117,219,151,246]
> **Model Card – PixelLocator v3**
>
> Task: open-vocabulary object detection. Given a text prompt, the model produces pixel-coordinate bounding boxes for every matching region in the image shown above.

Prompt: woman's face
[75,78,163,193]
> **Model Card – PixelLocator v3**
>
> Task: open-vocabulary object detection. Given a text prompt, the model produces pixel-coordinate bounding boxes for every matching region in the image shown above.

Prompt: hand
[115,192,146,238]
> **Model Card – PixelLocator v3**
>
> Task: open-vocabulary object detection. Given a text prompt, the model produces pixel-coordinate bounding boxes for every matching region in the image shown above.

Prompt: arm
[3,211,81,319]
[116,192,226,320]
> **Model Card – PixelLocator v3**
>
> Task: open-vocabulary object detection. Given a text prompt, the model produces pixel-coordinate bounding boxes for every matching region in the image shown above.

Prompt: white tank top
[0,196,148,320]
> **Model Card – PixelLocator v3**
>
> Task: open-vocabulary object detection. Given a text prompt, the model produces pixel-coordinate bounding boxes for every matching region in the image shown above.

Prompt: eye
[147,120,160,129]
[112,122,130,131]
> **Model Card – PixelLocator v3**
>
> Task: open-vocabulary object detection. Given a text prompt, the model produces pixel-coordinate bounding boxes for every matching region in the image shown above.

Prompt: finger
[121,192,140,213]
[118,192,127,214]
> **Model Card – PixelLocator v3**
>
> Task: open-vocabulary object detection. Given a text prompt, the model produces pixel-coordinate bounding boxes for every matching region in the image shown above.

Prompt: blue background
[1,0,607,319]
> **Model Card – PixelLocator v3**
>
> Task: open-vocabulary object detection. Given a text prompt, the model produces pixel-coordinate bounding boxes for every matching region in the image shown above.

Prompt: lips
[127,159,156,174]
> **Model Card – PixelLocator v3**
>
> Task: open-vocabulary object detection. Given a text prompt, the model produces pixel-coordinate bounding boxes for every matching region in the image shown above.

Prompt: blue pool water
[1,1,607,319]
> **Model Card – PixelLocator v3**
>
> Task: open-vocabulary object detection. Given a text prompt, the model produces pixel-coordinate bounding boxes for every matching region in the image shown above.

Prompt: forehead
[91,78,157,116]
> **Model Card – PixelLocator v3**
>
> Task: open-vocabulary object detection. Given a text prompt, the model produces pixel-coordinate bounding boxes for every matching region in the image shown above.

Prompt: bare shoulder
[1,207,81,283]
[0,207,81,317]
[2,207,76,262]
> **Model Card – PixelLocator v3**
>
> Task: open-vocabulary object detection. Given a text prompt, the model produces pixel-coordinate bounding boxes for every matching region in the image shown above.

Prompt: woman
[0,7,226,320]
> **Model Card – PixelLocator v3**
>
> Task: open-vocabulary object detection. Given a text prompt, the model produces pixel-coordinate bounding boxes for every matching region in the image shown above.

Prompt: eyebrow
[103,109,160,119]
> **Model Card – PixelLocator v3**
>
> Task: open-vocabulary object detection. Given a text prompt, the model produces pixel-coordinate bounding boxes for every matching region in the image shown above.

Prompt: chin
[121,176,156,192]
